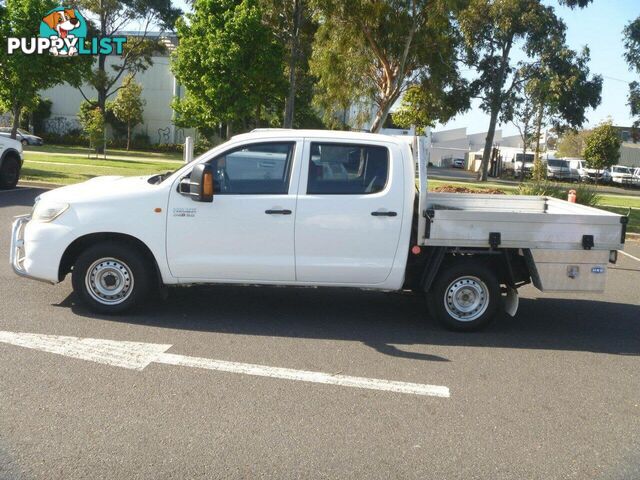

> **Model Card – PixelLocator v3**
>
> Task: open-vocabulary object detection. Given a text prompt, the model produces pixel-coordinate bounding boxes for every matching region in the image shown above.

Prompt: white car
[566,159,611,183]
[0,135,24,189]
[633,167,640,186]
[609,165,635,186]
[10,130,627,331]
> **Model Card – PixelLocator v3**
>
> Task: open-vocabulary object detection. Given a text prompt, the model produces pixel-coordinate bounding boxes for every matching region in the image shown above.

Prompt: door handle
[371,211,397,217]
[265,209,292,215]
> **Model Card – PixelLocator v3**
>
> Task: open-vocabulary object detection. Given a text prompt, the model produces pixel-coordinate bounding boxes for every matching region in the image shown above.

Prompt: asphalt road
[1,186,639,480]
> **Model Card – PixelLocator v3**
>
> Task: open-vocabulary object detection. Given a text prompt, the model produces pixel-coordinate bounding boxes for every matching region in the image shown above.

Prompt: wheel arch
[0,148,22,167]
[421,248,532,292]
[59,232,162,286]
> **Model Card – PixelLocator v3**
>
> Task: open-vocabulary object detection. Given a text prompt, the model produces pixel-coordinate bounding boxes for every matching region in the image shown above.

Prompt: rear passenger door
[294,140,405,285]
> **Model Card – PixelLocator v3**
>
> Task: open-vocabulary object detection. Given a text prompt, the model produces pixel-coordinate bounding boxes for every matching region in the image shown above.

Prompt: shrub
[133,133,151,149]
[195,136,213,154]
[155,143,184,153]
[516,181,600,206]
[40,131,86,146]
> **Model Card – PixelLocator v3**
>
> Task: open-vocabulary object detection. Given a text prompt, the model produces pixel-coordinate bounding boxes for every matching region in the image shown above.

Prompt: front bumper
[11,215,31,278]
[10,215,57,284]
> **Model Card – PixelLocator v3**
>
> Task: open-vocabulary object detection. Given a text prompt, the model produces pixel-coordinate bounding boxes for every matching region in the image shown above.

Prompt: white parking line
[619,250,640,263]
[0,330,450,398]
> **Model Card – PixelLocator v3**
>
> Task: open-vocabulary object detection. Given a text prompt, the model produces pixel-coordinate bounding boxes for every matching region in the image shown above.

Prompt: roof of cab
[231,128,408,145]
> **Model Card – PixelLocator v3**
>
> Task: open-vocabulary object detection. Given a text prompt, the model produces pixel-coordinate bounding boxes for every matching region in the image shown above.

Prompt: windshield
[613,166,631,174]
[547,159,567,167]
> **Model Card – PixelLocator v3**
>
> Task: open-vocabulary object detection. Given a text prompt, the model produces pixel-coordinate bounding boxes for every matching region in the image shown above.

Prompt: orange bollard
[568,189,577,203]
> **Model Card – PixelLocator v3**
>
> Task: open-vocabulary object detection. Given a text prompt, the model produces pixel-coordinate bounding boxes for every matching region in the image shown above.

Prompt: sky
[169,0,639,136]
[439,0,640,136]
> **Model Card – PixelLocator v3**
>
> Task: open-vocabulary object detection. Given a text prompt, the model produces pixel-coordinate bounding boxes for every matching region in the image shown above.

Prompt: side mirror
[188,164,214,202]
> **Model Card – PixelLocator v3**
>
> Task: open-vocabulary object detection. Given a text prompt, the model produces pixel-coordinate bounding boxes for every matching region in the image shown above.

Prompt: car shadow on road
[0,187,49,208]
[60,284,640,360]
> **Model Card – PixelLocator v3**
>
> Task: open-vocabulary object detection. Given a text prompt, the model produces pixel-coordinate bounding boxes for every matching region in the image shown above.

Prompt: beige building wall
[40,55,194,144]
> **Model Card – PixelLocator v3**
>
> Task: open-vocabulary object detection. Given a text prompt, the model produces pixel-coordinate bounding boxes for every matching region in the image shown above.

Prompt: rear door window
[307,143,389,194]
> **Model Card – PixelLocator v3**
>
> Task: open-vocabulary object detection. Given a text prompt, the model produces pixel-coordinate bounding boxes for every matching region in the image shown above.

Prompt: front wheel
[72,242,153,314]
[427,260,501,331]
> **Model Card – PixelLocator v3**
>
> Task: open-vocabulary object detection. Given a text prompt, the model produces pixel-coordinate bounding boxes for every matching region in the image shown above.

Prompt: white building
[39,33,194,144]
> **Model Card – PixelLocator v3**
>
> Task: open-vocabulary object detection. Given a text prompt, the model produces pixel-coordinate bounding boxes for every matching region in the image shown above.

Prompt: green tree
[261,0,319,128]
[623,16,640,130]
[79,102,105,156]
[0,0,89,139]
[310,0,468,133]
[460,0,570,181]
[460,0,596,181]
[110,75,146,150]
[509,46,601,179]
[583,120,621,185]
[77,0,179,151]
[171,0,287,136]
[556,129,590,158]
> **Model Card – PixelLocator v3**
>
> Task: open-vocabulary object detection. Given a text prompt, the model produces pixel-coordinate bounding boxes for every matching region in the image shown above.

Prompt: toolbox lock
[582,235,594,250]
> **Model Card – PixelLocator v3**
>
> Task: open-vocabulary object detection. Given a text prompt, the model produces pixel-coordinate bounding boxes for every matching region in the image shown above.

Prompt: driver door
[166,140,301,282]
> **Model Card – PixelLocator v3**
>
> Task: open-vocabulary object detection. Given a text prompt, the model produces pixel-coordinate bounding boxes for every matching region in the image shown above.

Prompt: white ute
[10,130,628,331]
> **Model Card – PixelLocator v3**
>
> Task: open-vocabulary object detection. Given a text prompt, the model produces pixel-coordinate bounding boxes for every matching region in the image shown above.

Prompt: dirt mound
[432,185,506,195]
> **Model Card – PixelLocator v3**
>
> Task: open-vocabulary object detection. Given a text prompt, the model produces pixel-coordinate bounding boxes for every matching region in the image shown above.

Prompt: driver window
[207,142,295,194]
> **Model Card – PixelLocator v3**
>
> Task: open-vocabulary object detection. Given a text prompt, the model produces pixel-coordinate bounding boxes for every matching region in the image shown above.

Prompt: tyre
[21,139,28,146]
[426,259,501,332]
[72,242,153,314]
[0,155,21,189]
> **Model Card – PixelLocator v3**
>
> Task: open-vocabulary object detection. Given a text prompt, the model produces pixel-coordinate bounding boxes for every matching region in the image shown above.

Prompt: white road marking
[619,250,640,263]
[0,331,450,398]
[0,331,171,370]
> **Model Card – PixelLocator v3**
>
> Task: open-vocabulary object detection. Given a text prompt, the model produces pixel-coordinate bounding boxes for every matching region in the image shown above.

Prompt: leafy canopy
[623,16,640,129]
[110,75,145,128]
[583,120,621,171]
[310,0,468,132]
[171,0,287,131]
[556,129,591,158]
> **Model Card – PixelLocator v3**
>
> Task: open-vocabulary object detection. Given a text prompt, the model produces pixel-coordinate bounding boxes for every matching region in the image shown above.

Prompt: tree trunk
[95,1,107,154]
[520,141,527,182]
[10,101,21,140]
[478,40,513,182]
[369,97,395,133]
[533,104,544,163]
[283,0,302,129]
[226,123,232,139]
[126,122,131,151]
[478,107,499,181]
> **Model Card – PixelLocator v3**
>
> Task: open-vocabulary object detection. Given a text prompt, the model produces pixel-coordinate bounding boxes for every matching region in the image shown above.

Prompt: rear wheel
[72,242,153,314]
[427,260,501,331]
[0,156,20,189]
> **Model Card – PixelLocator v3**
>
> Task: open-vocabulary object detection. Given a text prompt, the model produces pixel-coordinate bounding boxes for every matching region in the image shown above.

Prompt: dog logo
[39,7,87,56]
[6,7,125,56]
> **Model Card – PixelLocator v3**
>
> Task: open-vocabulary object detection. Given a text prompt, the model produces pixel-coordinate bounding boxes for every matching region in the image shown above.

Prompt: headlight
[32,201,69,222]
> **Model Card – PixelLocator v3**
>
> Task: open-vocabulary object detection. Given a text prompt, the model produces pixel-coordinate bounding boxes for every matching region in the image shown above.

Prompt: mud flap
[504,287,519,317]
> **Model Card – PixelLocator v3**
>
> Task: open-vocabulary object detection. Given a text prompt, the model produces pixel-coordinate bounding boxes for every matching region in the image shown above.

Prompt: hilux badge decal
[173,208,196,218]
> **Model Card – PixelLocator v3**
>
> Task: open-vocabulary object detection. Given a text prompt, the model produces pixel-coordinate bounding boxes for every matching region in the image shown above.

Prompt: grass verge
[21,153,182,185]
